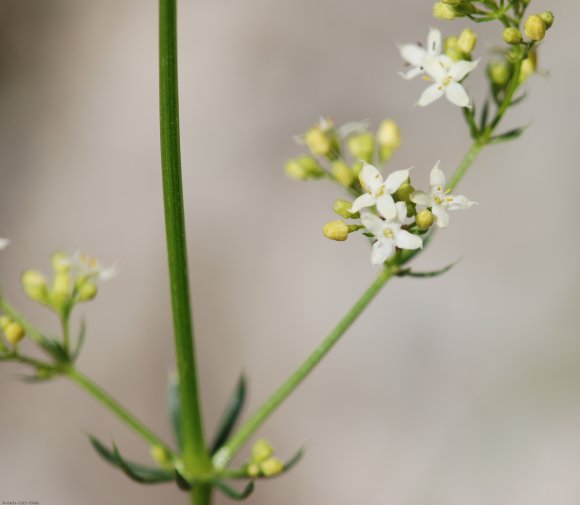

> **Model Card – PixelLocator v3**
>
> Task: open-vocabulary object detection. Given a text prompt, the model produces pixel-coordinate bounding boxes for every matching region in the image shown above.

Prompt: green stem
[213,266,396,469]
[191,484,212,505]
[67,367,172,452]
[159,0,210,476]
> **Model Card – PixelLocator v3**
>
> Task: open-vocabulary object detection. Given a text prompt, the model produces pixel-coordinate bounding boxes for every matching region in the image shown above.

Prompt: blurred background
[1,0,579,503]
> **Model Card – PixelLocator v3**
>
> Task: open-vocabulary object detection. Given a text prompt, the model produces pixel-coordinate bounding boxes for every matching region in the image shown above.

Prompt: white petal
[376,194,397,221]
[395,201,408,223]
[448,194,476,210]
[360,212,385,237]
[429,161,446,189]
[398,44,426,68]
[371,240,394,267]
[417,83,444,107]
[398,67,423,80]
[383,168,411,194]
[424,57,448,83]
[339,120,369,138]
[360,162,384,194]
[432,205,450,228]
[395,230,423,250]
[351,193,377,213]
[0,237,10,249]
[445,82,470,108]
[427,28,442,56]
[449,59,479,82]
[410,190,432,206]
[100,264,120,281]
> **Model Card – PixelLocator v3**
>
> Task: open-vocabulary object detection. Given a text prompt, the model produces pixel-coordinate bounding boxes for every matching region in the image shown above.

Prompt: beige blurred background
[1,0,579,504]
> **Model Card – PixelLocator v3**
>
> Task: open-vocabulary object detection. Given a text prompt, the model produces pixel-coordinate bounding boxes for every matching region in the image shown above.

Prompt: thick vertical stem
[159,0,210,477]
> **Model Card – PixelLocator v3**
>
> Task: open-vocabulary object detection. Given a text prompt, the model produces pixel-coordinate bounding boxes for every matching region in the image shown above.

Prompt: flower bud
[0,315,10,331]
[284,156,324,181]
[4,321,25,346]
[347,132,375,163]
[333,199,359,219]
[524,14,546,41]
[488,60,510,86]
[416,209,435,230]
[433,2,456,20]
[446,47,465,62]
[322,220,349,242]
[377,120,401,149]
[442,0,461,5]
[22,270,49,303]
[50,271,71,312]
[246,463,260,478]
[251,439,274,463]
[540,11,554,29]
[305,120,339,159]
[77,282,98,302]
[394,182,415,204]
[150,446,173,469]
[458,28,477,54]
[519,52,537,83]
[331,160,355,188]
[259,457,284,477]
[503,27,523,45]
[51,251,70,274]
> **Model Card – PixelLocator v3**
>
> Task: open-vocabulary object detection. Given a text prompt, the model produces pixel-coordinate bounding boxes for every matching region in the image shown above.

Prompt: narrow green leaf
[40,338,70,363]
[210,374,247,454]
[72,318,86,361]
[88,435,174,484]
[174,468,193,491]
[167,375,183,450]
[397,260,458,278]
[462,107,479,139]
[479,99,490,131]
[490,126,527,144]
[211,479,255,500]
[509,92,527,107]
[282,446,305,473]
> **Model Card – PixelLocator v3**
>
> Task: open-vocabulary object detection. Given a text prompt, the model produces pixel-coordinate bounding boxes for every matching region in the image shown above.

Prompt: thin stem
[191,484,212,505]
[61,314,70,352]
[159,0,210,476]
[67,367,172,452]
[213,266,397,469]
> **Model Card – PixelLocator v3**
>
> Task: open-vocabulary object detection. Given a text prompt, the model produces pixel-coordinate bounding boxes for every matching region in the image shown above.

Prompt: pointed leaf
[509,92,527,107]
[167,375,183,450]
[462,107,479,139]
[211,479,255,500]
[175,468,194,491]
[490,126,527,144]
[72,318,86,361]
[281,446,305,473]
[210,374,247,454]
[40,338,70,363]
[397,260,458,278]
[88,435,174,484]
[479,99,490,131]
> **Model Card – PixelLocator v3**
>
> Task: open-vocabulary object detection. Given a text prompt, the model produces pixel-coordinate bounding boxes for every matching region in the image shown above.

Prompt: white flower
[398,28,443,80]
[361,202,423,267]
[0,237,9,250]
[59,251,119,281]
[351,163,411,220]
[418,56,479,107]
[411,161,476,228]
[338,120,370,138]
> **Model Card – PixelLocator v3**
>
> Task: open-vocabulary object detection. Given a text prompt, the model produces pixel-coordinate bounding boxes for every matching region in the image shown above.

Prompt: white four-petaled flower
[351,163,411,220]
[361,201,423,267]
[411,162,476,228]
[398,27,443,81]
[419,56,479,107]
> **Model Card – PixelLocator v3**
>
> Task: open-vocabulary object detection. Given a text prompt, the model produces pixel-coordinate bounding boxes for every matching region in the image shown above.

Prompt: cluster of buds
[286,118,402,189]
[245,439,284,478]
[0,315,25,351]
[323,162,475,267]
[22,251,117,316]
[433,0,477,21]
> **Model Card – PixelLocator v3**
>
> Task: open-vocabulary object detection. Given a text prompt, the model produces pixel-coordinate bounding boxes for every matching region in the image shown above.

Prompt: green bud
[0,315,11,331]
[4,321,25,346]
[540,11,554,29]
[347,132,375,163]
[442,0,462,5]
[246,463,260,478]
[51,251,70,274]
[333,199,359,219]
[445,36,459,51]
[488,60,510,87]
[377,120,401,149]
[22,270,49,303]
[457,28,477,54]
[519,52,537,84]
[50,271,71,312]
[524,14,546,41]
[331,160,355,188]
[150,446,173,469]
[322,220,350,241]
[433,2,456,20]
[416,209,435,230]
[503,27,523,45]
[251,439,274,463]
[394,182,415,204]
[284,156,324,181]
[77,282,98,302]
[446,47,465,62]
[259,457,284,477]
[304,120,339,159]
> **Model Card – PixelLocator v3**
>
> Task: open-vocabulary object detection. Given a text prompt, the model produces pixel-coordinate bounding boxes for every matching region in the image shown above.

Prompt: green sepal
[211,479,255,500]
[210,374,247,454]
[71,318,86,362]
[396,260,458,278]
[88,435,174,484]
[489,126,527,144]
[167,375,183,451]
[40,338,70,363]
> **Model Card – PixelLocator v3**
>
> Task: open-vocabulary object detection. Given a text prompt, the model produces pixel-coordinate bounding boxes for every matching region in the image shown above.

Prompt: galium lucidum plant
[0,0,554,503]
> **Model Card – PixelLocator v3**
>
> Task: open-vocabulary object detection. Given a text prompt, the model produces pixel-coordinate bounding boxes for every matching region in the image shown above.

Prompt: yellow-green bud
[488,60,510,86]
[51,251,70,273]
[331,160,355,188]
[377,119,401,149]
[150,446,173,469]
[446,47,465,62]
[347,132,375,163]
[394,182,415,204]
[0,315,11,331]
[304,120,339,159]
[284,156,324,181]
[246,463,260,478]
[445,36,459,52]
[519,52,537,83]
[259,457,284,477]
[333,199,359,219]
[22,270,49,303]
[322,220,349,242]
[416,209,435,230]
[78,282,98,302]
[50,271,71,311]
[540,11,554,29]
[442,0,461,5]
[524,14,546,41]
[458,28,477,54]
[251,439,274,463]
[433,2,456,20]
[503,27,522,45]
[4,321,25,346]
